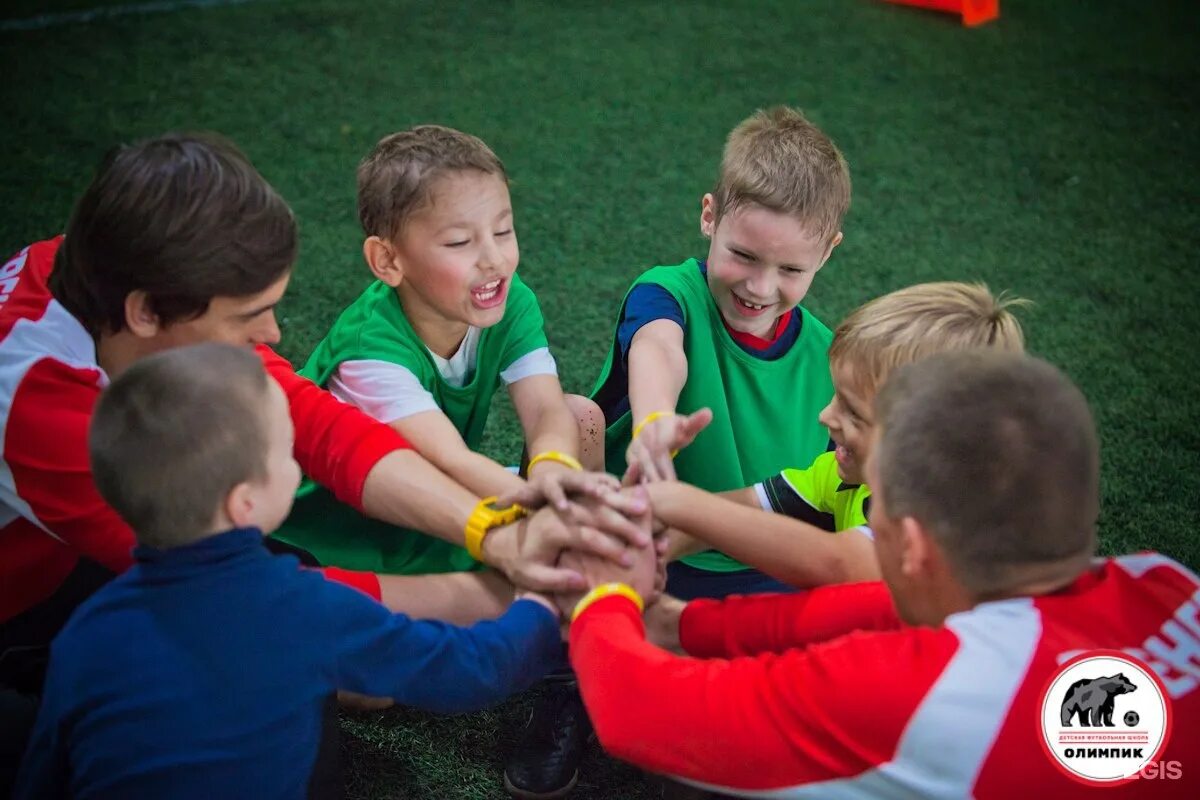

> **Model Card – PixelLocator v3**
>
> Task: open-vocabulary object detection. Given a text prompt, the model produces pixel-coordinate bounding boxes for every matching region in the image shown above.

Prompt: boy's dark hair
[90,343,271,549]
[357,125,507,241]
[50,132,297,337]
[874,350,1099,596]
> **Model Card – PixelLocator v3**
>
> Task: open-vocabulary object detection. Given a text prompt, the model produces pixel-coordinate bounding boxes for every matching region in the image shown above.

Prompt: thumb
[678,407,714,445]
[495,485,542,510]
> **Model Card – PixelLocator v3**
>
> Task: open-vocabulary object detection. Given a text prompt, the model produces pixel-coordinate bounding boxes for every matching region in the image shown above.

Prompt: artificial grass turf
[1,0,1197,797]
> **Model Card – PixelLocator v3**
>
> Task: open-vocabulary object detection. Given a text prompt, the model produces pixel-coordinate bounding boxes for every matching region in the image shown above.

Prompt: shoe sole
[503,770,579,800]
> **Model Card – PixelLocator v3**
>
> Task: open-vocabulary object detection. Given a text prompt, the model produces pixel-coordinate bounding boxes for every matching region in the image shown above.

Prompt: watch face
[487,501,517,513]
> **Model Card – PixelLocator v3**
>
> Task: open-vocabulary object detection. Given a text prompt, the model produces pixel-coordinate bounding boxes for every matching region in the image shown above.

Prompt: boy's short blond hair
[829,282,1029,395]
[357,125,507,241]
[712,106,851,242]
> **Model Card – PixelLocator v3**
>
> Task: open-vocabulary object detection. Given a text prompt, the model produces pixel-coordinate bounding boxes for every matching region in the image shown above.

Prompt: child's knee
[565,394,605,471]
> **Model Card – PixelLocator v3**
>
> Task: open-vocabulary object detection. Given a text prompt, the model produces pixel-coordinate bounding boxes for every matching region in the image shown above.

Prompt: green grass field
[2,0,1198,797]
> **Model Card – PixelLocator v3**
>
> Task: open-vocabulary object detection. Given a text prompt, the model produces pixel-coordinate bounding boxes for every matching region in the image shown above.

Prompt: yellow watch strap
[464,496,525,562]
[571,582,645,622]
[527,450,583,473]
[632,410,675,441]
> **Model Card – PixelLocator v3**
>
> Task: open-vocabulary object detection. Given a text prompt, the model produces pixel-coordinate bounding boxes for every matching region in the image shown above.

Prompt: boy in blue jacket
[14,343,563,800]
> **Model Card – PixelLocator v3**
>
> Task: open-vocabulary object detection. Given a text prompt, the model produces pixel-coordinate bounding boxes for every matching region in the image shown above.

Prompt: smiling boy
[276,125,610,576]
[592,106,850,599]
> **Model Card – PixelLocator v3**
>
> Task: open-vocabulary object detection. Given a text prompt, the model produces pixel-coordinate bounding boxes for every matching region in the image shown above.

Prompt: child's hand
[486,498,652,594]
[498,467,621,513]
[554,489,658,616]
[624,409,714,484]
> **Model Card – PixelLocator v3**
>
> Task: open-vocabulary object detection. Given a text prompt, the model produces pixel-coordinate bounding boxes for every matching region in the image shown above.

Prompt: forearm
[570,597,847,791]
[649,482,880,587]
[679,581,901,658]
[573,597,934,794]
[347,599,561,713]
[376,570,514,624]
[524,400,582,461]
[440,449,527,499]
[358,449,477,546]
[627,334,687,423]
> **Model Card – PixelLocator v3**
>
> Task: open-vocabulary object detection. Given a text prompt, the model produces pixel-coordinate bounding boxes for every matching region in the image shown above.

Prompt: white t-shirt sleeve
[753,482,773,512]
[328,359,439,424]
[499,346,558,385]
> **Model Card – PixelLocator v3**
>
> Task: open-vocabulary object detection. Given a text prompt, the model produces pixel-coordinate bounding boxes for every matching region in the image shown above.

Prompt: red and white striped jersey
[0,238,408,620]
[571,554,1200,798]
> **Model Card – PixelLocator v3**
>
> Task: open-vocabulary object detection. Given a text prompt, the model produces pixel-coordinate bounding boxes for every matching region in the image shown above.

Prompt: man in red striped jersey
[566,350,1199,798]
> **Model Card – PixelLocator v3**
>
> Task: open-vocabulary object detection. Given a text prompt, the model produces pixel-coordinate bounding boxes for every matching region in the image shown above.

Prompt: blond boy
[592,106,850,598]
[657,282,1029,588]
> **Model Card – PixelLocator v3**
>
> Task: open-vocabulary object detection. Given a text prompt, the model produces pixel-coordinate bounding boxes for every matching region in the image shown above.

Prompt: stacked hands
[485,408,714,645]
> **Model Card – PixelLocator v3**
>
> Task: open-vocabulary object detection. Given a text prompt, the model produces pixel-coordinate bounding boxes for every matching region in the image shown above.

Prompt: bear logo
[1060,673,1137,727]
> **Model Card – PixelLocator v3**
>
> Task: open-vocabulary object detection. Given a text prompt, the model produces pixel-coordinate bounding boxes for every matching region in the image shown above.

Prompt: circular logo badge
[1039,650,1172,786]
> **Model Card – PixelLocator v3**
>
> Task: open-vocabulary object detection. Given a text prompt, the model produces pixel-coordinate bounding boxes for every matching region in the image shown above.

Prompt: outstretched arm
[625,320,689,482]
[648,481,880,587]
[570,594,942,795]
[323,575,562,713]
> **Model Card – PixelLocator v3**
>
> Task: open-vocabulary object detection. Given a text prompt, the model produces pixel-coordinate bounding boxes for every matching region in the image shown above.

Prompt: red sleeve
[257,346,411,511]
[318,566,381,601]
[5,358,136,572]
[680,581,901,658]
[570,595,957,794]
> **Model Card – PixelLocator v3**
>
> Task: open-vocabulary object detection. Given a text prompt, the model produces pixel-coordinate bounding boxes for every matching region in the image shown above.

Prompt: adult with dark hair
[562,351,1199,798]
[0,132,643,791]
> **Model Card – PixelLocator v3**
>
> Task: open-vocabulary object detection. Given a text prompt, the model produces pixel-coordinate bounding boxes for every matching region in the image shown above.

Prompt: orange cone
[884,0,999,27]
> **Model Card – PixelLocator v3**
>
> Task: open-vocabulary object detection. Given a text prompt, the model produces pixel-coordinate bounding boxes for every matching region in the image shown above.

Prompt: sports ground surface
[2,1,1197,797]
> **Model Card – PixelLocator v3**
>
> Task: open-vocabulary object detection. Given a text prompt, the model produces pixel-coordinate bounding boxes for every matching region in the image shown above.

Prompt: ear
[821,231,844,263]
[124,290,161,338]
[363,236,404,288]
[699,194,717,238]
[898,516,935,579]
[224,481,257,529]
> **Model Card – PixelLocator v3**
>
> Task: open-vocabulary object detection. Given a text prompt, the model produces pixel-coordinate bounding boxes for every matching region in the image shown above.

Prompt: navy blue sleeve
[617,284,685,362]
[320,579,561,714]
[12,669,70,799]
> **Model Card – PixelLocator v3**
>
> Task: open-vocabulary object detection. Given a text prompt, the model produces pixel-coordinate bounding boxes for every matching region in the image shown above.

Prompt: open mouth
[731,291,771,317]
[471,278,507,309]
[834,443,854,466]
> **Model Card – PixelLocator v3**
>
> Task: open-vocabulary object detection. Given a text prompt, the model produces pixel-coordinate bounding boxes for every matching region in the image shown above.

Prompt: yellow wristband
[632,411,674,442]
[527,450,583,473]
[463,496,526,562]
[571,582,645,622]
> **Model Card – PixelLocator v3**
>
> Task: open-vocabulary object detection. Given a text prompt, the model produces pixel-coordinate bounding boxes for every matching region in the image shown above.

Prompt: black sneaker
[503,680,592,799]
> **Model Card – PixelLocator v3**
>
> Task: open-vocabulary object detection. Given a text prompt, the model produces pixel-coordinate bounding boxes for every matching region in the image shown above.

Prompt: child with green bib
[275,125,616,578]
[592,106,850,600]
